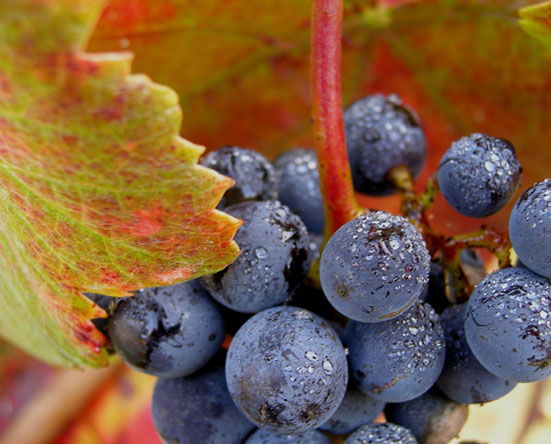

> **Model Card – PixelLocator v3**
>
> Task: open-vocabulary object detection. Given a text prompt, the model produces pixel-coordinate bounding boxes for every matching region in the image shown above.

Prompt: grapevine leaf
[519,1,551,48]
[0,0,240,367]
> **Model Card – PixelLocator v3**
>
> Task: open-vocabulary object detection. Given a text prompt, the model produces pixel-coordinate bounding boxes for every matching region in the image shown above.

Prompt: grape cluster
[89,94,550,444]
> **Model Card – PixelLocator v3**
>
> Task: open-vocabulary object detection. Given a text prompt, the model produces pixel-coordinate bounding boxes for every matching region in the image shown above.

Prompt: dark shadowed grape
[464,267,551,382]
[343,94,426,195]
[245,429,330,444]
[343,423,418,444]
[152,356,255,444]
[201,146,277,208]
[344,302,445,402]
[437,304,516,403]
[437,133,521,217]
[274,148,324,234]
[385,389,468,444]
[200,201,310,313]
[320,211,430,323]
[318,384,385,434]
[509,179,551,278]
[109,281,224,378]
[226,306,348,434]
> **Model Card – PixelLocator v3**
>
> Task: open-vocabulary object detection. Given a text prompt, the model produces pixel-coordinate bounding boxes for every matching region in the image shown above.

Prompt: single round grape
[464,267,551,382]
[343,423,418,444]
[318,385,385,434]
[109,281,224,378]
[274,148,324,234]
[320,211,430,323]
[509,179,551,278]
[385,389,468,444]
[437,133,521,217]
[344,302,445,403]
[152,356,255,444]
[200,201,310,313]
[437,304,516,403]
[245,429,330,444]
[226,306,348,434]
[201,146,277,208]
[343,94,426,195]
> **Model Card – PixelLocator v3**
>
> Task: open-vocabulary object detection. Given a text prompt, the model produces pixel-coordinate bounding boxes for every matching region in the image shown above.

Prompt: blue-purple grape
[274,148,324,234]
[226,306,348,434]
[344,302,445,403]
[437,304,516,403]
[343,94,426,195]
[245,429,330,444]
[509,179,551,278]
[201,146,277,208]
[320,211,430,323]
[151,356,255,444]
[200,201,310,313]
[464,267,551,382]
[318,385,385,434]
[384,389,468,444]
[437,133,521,217]
[109,281,224,378]
[343,423,418,444]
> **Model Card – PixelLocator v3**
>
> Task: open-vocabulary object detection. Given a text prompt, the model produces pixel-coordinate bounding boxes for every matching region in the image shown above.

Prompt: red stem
[311,0,360,240]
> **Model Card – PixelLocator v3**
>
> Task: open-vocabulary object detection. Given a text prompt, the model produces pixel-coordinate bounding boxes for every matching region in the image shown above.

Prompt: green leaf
[519,1,551,48]
[0,0,240,367]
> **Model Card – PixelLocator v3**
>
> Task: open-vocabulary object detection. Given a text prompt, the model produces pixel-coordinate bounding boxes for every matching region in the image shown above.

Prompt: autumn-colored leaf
[0,0,240,368]
[519,1,551,48]
[89,0,551,237]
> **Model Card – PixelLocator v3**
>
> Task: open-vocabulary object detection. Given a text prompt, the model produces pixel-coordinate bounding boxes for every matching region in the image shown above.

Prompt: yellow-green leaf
[0,0,240,367]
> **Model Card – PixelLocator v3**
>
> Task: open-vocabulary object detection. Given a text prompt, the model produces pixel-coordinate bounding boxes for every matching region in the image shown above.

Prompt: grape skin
[343,94,427,195]
[200,145,277,208]
[318,384,385,434]
[343,423,418,444]
[509,179,551,278]
[274,148,324,234]
[244,429,330,444]
[226,306,348,434]
[344,302,446,403]
[437,304,516,404]
[464,267,551,382]
[320,211,430,323]
[151,357,255,444]
[385,389,468,444]
[437,133,521,217]
[200,201,310,313]
[109,281,224,378]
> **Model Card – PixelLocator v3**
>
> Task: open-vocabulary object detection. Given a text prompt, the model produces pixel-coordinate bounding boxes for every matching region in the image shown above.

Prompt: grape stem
[311,0,361,242]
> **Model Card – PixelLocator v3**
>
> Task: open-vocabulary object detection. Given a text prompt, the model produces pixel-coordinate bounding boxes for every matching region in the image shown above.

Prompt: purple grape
[464,267,551,382]
[343,423,418,444]
[244,429,330,444]
[437,304,516,403]
[509,179,551,278]
[201,146,277,208]
[151,356,254,444]
[343,94,427,195]
[318,385,385,434]
[200,201,310,313]
[438,133,521,217]
[385,389,468,444]
[274,148,324,234]
[320,211,430,323]
[109,281,224,378]
[344,302,445,403]
[226,306,348,434]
